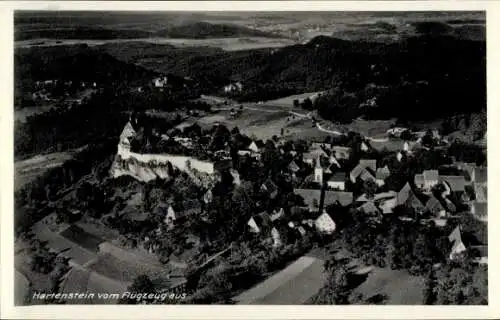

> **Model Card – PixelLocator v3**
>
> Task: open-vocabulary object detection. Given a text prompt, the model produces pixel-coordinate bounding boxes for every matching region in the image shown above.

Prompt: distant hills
[155,21,282,39]
[15,21,283,41]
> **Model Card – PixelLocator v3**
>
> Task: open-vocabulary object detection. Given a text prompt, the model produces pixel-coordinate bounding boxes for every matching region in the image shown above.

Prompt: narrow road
[212,101,390,142]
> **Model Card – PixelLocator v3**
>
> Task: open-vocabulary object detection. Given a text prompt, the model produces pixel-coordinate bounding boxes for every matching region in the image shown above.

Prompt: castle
[110,120,219,188]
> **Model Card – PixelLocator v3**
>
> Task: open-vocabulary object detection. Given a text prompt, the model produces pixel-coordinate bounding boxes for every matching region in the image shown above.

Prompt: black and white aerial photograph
[12,8,487,307]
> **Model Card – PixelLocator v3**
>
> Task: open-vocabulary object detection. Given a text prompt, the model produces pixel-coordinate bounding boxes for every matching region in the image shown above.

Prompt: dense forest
[15,45,157,87]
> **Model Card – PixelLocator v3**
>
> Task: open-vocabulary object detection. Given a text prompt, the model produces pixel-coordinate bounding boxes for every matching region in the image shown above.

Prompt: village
[14,70,488,305]
[97,109,487,303]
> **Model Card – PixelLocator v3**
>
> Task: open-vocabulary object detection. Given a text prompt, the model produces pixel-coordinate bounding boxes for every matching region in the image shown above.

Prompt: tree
[120,274,156,304]
[301,97,313,110]
[423,269,437,304]
[421,130,436,148]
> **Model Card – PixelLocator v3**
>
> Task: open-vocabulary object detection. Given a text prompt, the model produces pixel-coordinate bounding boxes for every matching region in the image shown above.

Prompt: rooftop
[294,189,353,208]
[328,171,346,182]
[439,175,466,192]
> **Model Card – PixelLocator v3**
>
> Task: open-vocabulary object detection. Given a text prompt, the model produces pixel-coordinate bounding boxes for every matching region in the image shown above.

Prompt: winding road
[212,103,390,142]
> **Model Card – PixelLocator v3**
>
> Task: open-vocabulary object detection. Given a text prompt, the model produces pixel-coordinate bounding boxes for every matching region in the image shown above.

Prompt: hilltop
[15,45,158,86]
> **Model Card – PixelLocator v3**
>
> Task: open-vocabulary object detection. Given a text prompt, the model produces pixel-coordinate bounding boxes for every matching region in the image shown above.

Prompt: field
[352,267,425,304]
[15,104,56,122]
[16,37,296,52]
[60,225,104,252]
[234,256,327,304]
[86,252,173,283]
[191,108,330,141]
[15,151,75,191]
[264,91,325,107]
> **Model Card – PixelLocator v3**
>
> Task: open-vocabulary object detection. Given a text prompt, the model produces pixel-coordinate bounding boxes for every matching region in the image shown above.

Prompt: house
[164,205,177,226]
[153,76,168,88]
[403,141,410,152]
[350,159,377,183]
[297,226,307,237]
[415,170,467,193]
[331,146,351,160]
[396,151,404,162]
[359,159,377,171]
[387,127,408,137]
[327,172,346,190]
[303,148,328,165]
[356,191,397,203]
[261,178,279,199]
[414,170,439,191]
[247,217,261,233]
[448,226,466,260]
[379,197,397,214]
[328,154,341,168]
[375,166,391,187]
[311,142,331,151]
[314,212,336,234]
[230,169,242,186]
[360,141,370,152]
[470,201,487,222]
[397,183,425,213]
[294,189,353,211]
[358,202,380,215]
[439,176,466,193]
[247,212,272,234]
[471,167,487,184]
[469,245,488,265]
[350,165,369,183]
[323,190,353,207]
[271,227,282,248]
[270,208,285,221]
[224,82,243,93]
[203,189,213,204]
[248,141,259,153]
[474,183,487,203]
[425,196,446,218]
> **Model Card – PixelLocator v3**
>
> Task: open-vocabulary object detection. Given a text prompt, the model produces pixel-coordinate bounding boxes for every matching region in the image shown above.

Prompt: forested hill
[171,34,485,121]
[154,21,282,39]
[173,34,484,90]
[15,45,158,85]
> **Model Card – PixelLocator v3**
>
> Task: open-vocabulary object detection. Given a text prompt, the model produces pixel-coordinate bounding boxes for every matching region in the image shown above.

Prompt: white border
[1,2,499,319]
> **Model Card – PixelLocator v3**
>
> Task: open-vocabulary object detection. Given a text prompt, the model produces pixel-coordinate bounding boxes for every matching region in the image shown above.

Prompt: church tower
[314,154,323,184]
